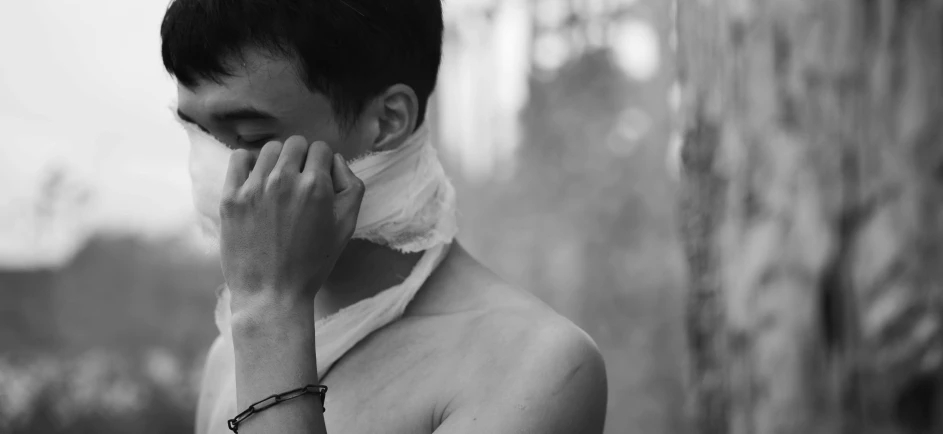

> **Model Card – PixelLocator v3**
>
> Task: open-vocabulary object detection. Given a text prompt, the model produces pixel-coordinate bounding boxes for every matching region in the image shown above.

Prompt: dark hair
[160,0,443,129]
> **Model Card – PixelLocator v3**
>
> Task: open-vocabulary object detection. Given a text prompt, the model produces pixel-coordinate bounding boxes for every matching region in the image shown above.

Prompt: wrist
[229,298,321,412]
[229,293,316,342]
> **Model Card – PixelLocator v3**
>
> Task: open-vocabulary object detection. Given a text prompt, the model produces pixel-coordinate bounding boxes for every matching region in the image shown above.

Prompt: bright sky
[0,0,195,268]
[0,0,659,269]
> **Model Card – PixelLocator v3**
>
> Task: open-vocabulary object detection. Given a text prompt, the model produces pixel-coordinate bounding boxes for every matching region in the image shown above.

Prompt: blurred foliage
[0,350,198,434]
[0,235,221,432]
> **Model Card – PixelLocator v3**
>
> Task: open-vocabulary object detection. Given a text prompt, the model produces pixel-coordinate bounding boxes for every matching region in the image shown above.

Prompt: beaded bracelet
[228,384,328,433]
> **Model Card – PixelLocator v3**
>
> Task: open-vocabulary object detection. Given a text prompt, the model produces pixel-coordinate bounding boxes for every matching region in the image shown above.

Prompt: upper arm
[434,319,608,434]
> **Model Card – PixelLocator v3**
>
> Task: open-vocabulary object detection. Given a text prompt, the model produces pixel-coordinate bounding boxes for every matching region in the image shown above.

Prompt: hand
[218,136,365,320]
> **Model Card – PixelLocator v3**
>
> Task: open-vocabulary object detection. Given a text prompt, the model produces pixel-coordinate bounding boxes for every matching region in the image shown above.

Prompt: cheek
[334,127,376,161]
[294,114,376,160]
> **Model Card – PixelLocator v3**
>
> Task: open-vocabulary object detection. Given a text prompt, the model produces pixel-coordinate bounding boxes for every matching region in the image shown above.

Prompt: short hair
[160,0,444,129]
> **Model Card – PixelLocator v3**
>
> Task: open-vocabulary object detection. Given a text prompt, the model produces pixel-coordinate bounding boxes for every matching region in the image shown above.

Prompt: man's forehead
[176,50,314,119]
[227,48,304,84]
[188,50,304,96]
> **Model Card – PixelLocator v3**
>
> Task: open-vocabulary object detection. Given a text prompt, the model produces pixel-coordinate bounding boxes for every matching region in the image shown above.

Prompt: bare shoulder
[423,246,608,433]
[460,297,601,365]
[435,301,608,433]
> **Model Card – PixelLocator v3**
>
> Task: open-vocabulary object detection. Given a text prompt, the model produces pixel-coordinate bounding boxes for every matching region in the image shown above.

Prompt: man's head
[161,0,443,159]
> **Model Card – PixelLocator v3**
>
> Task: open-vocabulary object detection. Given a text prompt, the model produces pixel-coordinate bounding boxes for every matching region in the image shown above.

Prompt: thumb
[331,154,365,237]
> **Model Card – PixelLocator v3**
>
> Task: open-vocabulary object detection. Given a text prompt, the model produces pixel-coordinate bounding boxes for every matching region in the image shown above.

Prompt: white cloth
[175,105,458,431]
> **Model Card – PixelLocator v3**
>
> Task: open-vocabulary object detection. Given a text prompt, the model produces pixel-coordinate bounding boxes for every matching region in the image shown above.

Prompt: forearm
[230,301,327,434]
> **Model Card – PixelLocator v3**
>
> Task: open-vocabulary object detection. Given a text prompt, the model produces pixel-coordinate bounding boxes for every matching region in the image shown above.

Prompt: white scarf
[178,111,458,379]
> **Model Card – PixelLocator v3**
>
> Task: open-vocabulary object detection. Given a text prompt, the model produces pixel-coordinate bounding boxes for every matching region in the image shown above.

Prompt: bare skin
[197,243,607,434]
[179,47,608,434]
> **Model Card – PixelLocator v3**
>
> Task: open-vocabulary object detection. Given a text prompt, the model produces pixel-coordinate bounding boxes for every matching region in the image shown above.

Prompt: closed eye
[238,136,275,149]
[173,110,212,135]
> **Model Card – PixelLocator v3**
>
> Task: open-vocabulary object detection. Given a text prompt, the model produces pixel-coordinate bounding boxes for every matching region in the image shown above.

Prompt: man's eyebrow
[212,107,278,123]
[175,107,277,125]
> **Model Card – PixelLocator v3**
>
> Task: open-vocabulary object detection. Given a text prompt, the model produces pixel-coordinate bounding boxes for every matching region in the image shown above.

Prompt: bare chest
[200,316,468,434]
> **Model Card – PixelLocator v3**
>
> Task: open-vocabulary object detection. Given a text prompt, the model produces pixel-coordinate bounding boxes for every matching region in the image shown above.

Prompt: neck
[313,239,423,321]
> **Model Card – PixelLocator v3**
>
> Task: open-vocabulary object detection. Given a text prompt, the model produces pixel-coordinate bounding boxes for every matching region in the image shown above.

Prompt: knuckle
[268,173,304,202]
[240,182,262,201]
[266,173,289,192]
[315,171,333,188]
[266,175,295,201]
[296,172,331,199]
[312,174,334,198]
[219,195,241,217]
[298,173,318,190]
[310,141,333,158]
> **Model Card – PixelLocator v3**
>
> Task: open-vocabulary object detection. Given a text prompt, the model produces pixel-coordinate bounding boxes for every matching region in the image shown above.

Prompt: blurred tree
[0,269,59,353]
[451,22,687,434]
[677,1,943,433]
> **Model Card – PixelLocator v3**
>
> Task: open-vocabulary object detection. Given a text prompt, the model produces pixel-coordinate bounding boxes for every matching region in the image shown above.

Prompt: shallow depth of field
[0,1,686,433]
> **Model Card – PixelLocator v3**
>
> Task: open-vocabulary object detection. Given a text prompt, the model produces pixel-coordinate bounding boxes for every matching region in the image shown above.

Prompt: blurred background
[0,0,686,433]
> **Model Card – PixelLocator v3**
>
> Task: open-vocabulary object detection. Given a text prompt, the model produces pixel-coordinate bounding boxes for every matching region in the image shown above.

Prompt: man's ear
[369,84,419,152]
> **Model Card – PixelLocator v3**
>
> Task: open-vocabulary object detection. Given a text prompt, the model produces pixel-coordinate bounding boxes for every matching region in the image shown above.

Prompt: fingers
[245,140,283,186]
[222,150,254,199]
[330,154,352,193]
[303,141,335,178]
[273,135,310,174]
[331,154,365,238]
[331,153,365,205]
[303,142,335,196]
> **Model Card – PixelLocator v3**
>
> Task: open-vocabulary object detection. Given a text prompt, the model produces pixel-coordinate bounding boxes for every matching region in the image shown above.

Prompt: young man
[161,1,607,433]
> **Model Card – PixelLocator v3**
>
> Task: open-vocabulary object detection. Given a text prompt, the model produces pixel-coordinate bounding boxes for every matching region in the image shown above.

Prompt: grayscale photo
[1,1,941,433]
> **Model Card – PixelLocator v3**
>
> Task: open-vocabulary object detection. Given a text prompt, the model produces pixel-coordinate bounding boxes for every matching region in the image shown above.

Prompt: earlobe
[371,84,419,151]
